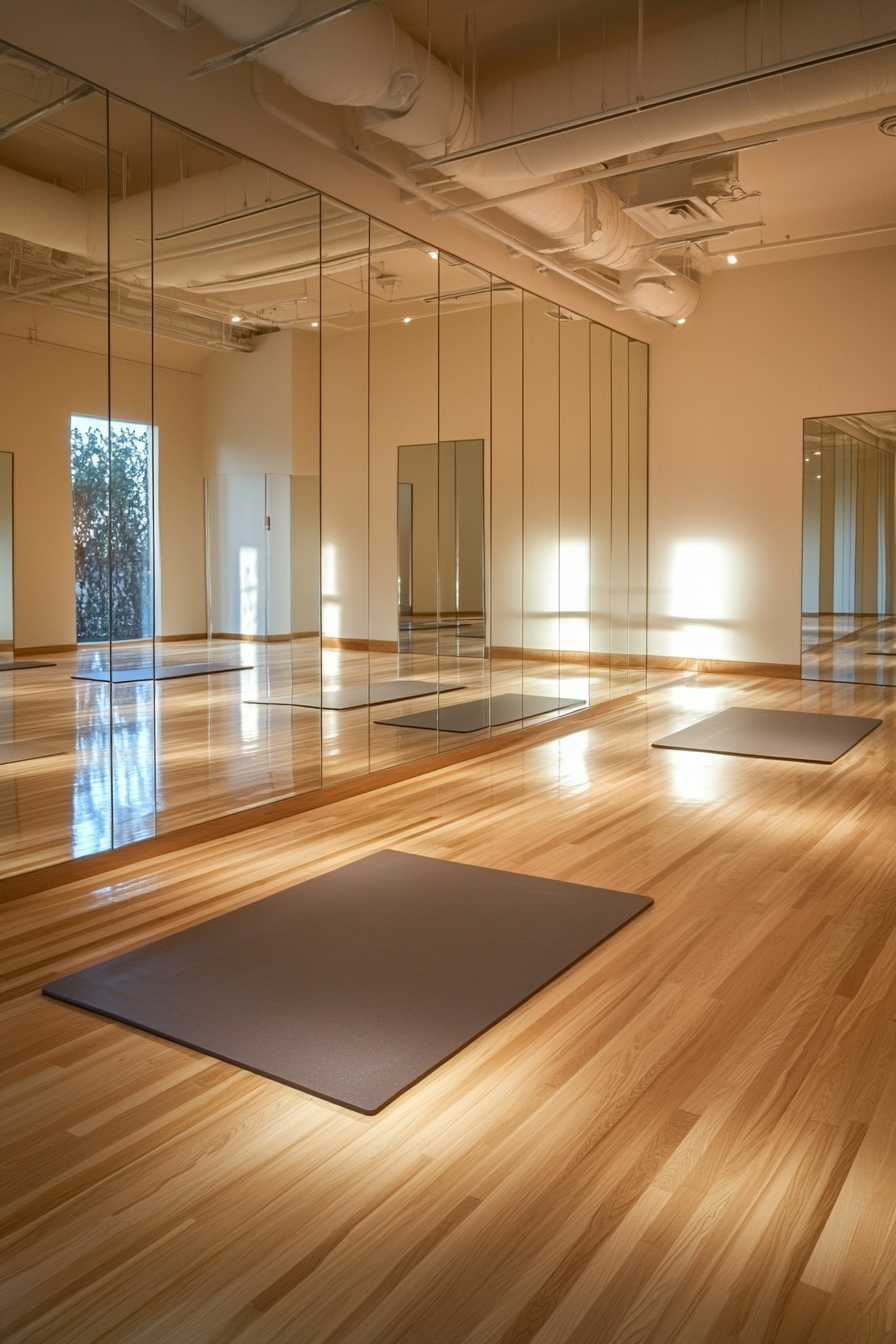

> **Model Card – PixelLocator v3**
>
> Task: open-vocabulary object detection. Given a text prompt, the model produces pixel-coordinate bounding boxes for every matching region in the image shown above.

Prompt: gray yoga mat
[0,661,56,671]
[72,662,250,684]
[0,739,71,765]
[42,850,652,1114]
[248,680,465,711]
[376,692,586,733]
[652,706,882,763]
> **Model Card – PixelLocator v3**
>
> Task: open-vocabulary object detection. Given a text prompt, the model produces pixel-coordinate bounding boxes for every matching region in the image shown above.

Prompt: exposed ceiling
[1,1,894,348]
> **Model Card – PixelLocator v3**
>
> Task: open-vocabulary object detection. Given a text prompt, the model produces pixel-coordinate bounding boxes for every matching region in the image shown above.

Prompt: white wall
[648,246,896,668]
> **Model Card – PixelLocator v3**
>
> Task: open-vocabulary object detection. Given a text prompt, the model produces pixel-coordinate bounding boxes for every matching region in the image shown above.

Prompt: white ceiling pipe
[617,270,701,323]
[188,0,649,272]
[188,0,474,156]
[460,44,896,182]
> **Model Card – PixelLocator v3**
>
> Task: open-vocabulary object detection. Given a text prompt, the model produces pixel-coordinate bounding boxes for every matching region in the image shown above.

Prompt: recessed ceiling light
[676,318,686,325]
[403,316,412,323]
[726,254,738,264]
[311,321,319,328]
[230,315,241,323]
[428,250,438,260]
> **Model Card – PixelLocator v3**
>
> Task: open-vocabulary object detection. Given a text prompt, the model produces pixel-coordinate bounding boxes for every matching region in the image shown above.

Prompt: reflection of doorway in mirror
[0,452,12,658]
[397,441,485,657]
[801,411,896,686]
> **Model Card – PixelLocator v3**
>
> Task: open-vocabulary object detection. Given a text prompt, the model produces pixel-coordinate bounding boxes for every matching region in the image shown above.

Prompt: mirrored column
[320,198,369,782]
[489,283,524,732]
[437,256,490,748]
[108,96,156,847]
[368,225,439,767]
[559,311,592,713]
[523,294,561,725]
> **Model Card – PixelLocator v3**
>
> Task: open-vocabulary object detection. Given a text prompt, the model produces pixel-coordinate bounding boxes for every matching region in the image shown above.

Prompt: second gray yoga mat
[42,850,652,1114]
[249,680,465,710]
[376,693,586,732]
[652,706,881,763]
[0,661,56,671]
[72,662,250,683]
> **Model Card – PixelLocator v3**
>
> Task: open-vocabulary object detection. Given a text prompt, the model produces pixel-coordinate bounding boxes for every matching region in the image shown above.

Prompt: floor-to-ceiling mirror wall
[802,412,896,685]
[0,44,651,878]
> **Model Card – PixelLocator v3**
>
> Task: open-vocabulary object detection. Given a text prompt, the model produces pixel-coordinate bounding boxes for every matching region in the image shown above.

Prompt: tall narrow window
[70,416,152,643]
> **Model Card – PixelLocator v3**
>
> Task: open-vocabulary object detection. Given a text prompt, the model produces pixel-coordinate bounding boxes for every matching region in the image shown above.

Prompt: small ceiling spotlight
[726,254,738,264]
[310,321,319,328]
[428,250,438,260]
[230,315,241,322]
[879,115,896,136]
[676,318,687,325]
[403,316,412,323]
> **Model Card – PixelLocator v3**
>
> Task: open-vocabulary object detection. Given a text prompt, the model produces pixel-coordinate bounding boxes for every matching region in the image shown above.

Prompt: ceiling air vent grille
[623,196,724,238]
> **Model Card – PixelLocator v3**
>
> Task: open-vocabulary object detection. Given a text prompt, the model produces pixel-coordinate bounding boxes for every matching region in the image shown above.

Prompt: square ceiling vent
[623,196,725,238]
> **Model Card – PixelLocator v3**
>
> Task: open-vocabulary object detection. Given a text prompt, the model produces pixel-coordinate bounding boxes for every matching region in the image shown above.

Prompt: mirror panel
[438,255,490,747]
[368,224,438,769]
[0,454,12,661]
[523,294,561,725]
[108,96,155,848]
[320,198,369,782]
[801,413,896,685]
[489,283,524,731]
[0,55,113,872]
[628,340,649,691]
[559,311,592,712]
[152,119,321,829]
[589,324,613,700]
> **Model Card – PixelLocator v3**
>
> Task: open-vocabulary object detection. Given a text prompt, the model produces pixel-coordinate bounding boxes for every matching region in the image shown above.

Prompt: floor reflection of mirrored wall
[802,414,896,686]
[0,47,651,878]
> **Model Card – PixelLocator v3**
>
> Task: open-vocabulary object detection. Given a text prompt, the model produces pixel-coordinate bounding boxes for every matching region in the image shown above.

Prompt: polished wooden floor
[1,640,654,878]
[2,674,895,1343]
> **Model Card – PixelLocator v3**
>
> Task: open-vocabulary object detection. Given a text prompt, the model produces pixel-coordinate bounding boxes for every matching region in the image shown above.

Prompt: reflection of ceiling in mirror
[0,46,567,352]
[818,411,896,452]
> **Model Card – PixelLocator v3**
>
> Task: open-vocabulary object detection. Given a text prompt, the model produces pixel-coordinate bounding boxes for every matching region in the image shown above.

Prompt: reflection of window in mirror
[70,417,153,644]
[0,452,12,660]
[801,411,896,687]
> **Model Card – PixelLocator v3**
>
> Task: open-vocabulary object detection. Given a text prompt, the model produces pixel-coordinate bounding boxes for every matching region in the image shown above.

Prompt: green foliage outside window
[71,418,152,643]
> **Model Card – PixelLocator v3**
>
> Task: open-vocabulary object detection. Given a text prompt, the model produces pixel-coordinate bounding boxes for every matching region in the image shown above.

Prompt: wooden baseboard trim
[490,646,647,667]
[320,637,399,653]
[13,643,78,656]
[0,682,675,902]
[645,655,802,679]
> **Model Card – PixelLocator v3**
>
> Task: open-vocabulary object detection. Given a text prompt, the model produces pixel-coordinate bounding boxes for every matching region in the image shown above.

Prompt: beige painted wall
[0,306,206,649]
[648,246,896,667]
